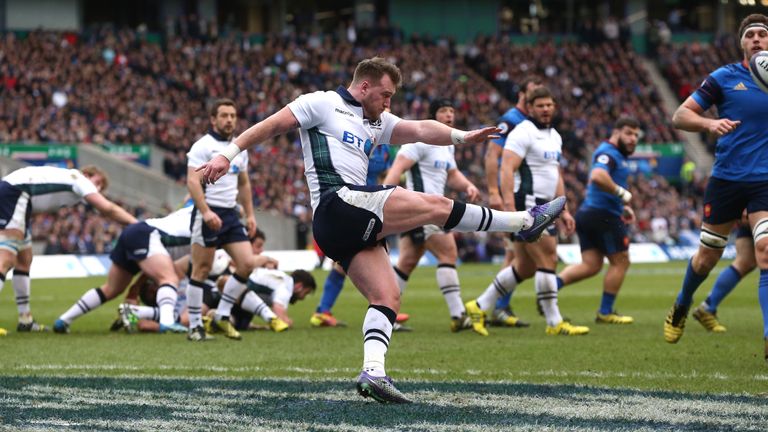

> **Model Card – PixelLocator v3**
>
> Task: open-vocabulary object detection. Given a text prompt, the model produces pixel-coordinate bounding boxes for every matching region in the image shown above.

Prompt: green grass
[0,261,767,430]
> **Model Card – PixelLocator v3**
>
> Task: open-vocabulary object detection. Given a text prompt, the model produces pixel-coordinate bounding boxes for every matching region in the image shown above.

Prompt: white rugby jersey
[187,130,248,208]
[287,87,401,211]
[397,143,456,195]
[145,206,193,248]
[504,119,562,201]
[3,166,98,213]
[248,267,293,307]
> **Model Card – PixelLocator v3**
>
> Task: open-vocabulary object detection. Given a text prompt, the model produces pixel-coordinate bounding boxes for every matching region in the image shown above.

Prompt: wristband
[615,185,632,203]
[450,128,467,145]
[220,142,242,162]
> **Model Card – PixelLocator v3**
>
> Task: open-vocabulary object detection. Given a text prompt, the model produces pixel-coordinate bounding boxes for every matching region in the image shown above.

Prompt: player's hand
[465,184,480,202]
[196,155,231,184]
[245,215,257,238]
[488,191,503,209]
[559,211,576,235]
[621,206,636,224]
[707,118,740,137]
[464,127,502,145]
[203,210,222,231]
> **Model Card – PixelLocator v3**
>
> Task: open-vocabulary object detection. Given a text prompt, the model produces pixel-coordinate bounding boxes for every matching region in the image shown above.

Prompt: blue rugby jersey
[692,62,768,181]
[366,143,392,185]
[491,107,528,148]
[581,141,630,217]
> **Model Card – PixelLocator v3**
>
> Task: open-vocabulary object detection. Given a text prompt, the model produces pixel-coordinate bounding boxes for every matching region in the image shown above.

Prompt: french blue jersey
[581,141,630,217]
[692,62,768,181]
[366,144,392,185]
[491,107,527,148]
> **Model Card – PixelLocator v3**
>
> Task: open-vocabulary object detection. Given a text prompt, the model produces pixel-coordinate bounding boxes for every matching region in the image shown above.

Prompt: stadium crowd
[0,26,713,256]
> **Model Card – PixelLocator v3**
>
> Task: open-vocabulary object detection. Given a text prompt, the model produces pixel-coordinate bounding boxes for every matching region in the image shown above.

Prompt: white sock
[156,284,178,326]
[130,305,159,321]
[13,271,31,317]
[215,274,247,320]
[393,266,408,295]
[362,305,394,377]
[477,266,519,310]
[240,291,276,322]
[436,264,464,317]
[187,279,205,329]
[59,287,106,324]
[445,201,532,233]
[535,270,563,327]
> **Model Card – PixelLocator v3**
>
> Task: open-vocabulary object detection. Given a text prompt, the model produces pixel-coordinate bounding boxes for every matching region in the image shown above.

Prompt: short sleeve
[691,72,724,111]
[593,152,617,171]
[287,91,330,129]
[503,123,530,158]
[187,138,210,168]
[396,143,421,162]
[376,111,403,145]
[72,170,99,197]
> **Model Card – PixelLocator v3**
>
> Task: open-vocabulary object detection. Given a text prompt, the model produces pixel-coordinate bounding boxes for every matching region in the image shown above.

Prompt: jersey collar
[208,128,231,142]
[529,117,551,130]
[336,86,362,107]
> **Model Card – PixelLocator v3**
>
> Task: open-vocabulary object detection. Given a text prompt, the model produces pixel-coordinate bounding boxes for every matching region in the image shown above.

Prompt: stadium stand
[0,26,712,256]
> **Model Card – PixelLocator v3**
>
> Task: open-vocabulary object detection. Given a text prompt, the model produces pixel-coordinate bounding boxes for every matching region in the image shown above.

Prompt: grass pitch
[0,261,766,431]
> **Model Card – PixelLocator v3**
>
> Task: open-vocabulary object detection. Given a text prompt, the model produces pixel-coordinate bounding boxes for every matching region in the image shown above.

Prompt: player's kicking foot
[664,304,689,344]
[356,371,412,404]
[595,311,634,324]
[464,300,488,336]
[490,307,530,328]
[518,196,566,242]
[692,305,726,332]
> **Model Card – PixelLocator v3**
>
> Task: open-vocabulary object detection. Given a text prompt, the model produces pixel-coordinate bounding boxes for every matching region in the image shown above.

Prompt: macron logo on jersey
[335,108,354,117]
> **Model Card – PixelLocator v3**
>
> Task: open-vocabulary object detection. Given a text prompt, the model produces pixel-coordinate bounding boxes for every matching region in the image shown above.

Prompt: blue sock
[495,292,512,310]
[599,292,616,315]
[676,259,709,307]
[759,270,768,339]
[316,268,345,313]
[556,276,564,291]
[704,265,742,313]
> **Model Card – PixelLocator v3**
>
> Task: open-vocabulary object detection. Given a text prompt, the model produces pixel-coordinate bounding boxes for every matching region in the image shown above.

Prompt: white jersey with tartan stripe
[503,119,562,202]
[398,143,456,196]
[2,166,98,213]
[187,132,249,209]
[287,87,401,211]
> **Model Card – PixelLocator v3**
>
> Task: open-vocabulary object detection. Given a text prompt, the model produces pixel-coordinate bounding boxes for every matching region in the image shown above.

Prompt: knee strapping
[0,234,24,255]
[753,218,768,244]
[700,228,728,250]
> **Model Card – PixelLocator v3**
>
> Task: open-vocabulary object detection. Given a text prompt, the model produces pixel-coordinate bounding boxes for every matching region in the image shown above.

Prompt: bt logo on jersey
[543,151,561,161]
[342,131,374,155]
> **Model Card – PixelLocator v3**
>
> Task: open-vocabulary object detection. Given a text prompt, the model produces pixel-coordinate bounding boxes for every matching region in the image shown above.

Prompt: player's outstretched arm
[84,193,137,225]
[199,106,300,183]
[390,119,499,146]
[672,96,740,136]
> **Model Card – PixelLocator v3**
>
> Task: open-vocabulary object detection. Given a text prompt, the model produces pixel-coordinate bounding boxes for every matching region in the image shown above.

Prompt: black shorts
[703,177,768,225]
[190,206,249,248]
[0,181,31,234]
[110,223,156,275]
[575,208,629,255]
[312,184,395,271]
